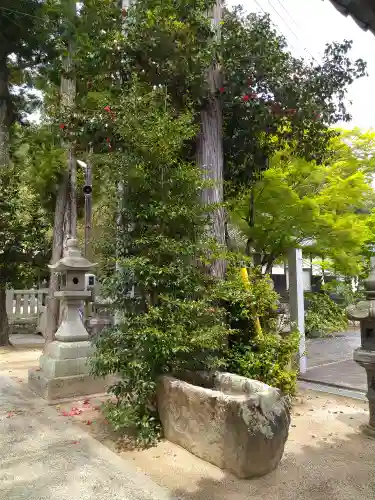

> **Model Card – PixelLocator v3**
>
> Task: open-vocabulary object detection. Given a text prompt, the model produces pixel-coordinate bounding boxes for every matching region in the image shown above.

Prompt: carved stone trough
[157,371,291,478]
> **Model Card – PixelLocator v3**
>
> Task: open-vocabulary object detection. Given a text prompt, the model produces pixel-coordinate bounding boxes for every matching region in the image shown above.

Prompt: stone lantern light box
[50,239,95,293]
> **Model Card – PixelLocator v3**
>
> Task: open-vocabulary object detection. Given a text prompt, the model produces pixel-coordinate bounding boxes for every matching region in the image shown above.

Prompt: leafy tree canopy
[231,130,375,276]
[0,126,51,289]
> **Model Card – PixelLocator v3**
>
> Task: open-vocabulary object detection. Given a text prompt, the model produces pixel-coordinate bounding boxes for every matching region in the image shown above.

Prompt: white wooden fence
[6,289,48,332]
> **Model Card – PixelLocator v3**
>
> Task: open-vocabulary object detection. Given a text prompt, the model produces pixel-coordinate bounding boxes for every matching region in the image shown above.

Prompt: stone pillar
[28,239,111,403]
[288,248,307,374]
[348,257,375,437]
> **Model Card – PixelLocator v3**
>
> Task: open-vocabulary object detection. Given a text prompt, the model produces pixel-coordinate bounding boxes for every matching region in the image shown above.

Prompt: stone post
[348,257,375,437]
[28,238,111,403]
[288,248,307,374]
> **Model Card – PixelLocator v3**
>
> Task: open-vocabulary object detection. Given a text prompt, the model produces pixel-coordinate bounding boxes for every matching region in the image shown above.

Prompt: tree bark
[0,56,11,346]
[0,288,10,346]
[44,170,69,343]
[197,0,226,279]
[0,56,10,169]
[69,150,77,239]
[44,0,76,343]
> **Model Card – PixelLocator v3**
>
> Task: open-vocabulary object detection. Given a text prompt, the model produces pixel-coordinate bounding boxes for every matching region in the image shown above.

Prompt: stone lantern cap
[347,258,375,321]
[48,238,96,272]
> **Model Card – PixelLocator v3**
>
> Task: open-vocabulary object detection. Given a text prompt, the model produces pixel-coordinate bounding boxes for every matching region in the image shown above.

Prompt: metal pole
[84,148,93,258]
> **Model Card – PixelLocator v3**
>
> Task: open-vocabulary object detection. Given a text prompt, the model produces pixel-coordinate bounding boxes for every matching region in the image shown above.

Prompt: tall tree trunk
[44,0,77,344]
[0,56,11,346]
[197,0,226,279]
[45,171,69,343]
[0,56,10,169]
[0,288,10,346]
[69,151,77,238]
[245,185,256,256]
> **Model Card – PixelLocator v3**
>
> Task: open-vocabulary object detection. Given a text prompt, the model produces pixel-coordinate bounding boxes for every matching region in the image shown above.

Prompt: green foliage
[214,263,299,394]
[214,260,279,340]
[90,83,231,446]
[231,134,375,275]
[322,280,365,308]
[224,331,300,395]
[11,124,67,214]
[51,2,367,173]
[305,292,348,338]
[0,0,57,125]
[0,139,51,288]
[222,9,366,197]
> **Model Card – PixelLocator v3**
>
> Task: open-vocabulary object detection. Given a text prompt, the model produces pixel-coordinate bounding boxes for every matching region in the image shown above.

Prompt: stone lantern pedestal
[348,258,375,437]
[28,239,111,403]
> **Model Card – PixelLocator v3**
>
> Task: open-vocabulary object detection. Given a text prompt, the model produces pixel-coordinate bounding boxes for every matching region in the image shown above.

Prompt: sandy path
[2,345,374,500]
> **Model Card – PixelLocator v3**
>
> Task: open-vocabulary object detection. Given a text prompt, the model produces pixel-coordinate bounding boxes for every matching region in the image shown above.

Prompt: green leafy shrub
[305,292,348,338]
[224,331,300,395]
[214,262,300,394]
[90,83,231,446]
[322,280,365,308]
[91,83,300,447]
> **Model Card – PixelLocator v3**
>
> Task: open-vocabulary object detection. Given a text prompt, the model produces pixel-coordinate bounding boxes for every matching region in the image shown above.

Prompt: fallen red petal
[86,420,92,425]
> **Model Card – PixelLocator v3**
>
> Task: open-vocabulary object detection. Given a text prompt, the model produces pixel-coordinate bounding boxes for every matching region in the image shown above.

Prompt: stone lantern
[28,238,111,402]
[51,238,95,342]
[347,257,375,437]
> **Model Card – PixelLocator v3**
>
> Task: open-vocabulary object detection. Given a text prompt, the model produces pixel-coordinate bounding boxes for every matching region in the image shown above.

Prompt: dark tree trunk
[245,186,256,256]
[69,150,77,238]
[45,0,76,344]
[265,259,274,275]
[0,55,10,169]
[0,288,10,346]
[45,171,69,343]
[0,57,11,346]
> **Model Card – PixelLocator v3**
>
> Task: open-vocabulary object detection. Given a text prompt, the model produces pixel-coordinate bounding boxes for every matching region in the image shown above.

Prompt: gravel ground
[2,345,375,500]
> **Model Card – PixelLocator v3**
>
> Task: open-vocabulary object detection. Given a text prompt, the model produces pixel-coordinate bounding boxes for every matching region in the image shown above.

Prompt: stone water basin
[157,371,291,478]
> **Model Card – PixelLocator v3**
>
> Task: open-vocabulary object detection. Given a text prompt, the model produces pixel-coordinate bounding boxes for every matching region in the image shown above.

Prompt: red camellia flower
[219,87,225,94]
[104,105,115,120]
[242,95,250,102]
[59,124,65,129]
[106,137,111,143]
